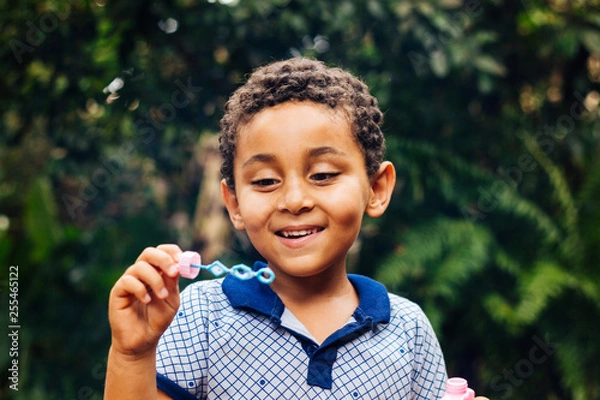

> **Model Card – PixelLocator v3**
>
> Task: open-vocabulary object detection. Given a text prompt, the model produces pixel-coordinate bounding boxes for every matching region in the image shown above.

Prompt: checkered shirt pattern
[156,263,447,399]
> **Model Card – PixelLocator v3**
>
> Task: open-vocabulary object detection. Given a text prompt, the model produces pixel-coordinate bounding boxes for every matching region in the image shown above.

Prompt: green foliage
[2,0,600,399]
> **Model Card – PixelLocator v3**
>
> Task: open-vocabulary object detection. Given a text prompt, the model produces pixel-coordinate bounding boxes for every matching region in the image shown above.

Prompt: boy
[106,58,448,399]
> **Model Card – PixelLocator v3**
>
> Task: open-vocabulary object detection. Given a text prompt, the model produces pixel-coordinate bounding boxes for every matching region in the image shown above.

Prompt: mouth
[276,227,324,239]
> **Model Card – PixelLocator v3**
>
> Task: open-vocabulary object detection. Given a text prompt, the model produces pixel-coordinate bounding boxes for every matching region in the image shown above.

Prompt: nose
[277,177,314,214]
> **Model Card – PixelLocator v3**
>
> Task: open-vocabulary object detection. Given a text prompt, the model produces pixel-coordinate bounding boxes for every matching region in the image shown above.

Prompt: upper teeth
[281,229,317,238]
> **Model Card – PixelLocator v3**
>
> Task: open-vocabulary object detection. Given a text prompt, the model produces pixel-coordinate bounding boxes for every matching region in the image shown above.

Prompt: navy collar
[222,261,392,389]
[222,261,391,325]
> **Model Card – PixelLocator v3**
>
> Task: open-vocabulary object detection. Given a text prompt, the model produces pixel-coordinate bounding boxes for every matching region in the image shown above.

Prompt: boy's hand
[108,244,182,357]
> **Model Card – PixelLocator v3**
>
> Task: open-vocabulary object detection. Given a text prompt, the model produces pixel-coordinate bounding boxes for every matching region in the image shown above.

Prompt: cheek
[322,191,368,227]
[237,194,274,229]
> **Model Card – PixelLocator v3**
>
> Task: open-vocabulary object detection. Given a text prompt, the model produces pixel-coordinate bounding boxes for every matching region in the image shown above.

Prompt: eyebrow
[307,146,347,158]
[241,146,347,169]
[242,153,277,168]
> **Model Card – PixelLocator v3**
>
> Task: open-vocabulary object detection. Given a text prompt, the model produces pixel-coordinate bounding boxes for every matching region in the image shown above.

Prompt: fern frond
[392,138,563,243]
[492,244,522,276]
[377,217,492,301]
[391,138,494,183]
[575,142,600,273]
[522,132,582,261]
[483,260,599,333]
[487,185,562,244]
[513,261,577,325]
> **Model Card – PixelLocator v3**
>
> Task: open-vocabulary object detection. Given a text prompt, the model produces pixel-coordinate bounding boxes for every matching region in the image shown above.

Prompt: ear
[365,161,396,218]
[221,179,246,231]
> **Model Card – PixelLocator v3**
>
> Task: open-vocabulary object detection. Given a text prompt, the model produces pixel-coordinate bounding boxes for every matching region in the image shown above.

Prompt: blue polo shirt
[156,262,447,399]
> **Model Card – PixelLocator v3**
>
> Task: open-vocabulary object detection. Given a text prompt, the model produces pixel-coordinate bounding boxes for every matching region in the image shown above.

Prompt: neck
[268,264,360,343]
[268,264,358,310]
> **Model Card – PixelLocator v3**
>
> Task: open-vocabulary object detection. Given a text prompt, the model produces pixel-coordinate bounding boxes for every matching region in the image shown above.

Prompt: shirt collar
[222,261,390,324]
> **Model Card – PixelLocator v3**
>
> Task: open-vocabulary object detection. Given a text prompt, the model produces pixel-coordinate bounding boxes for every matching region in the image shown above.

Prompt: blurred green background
[1,0,600,399]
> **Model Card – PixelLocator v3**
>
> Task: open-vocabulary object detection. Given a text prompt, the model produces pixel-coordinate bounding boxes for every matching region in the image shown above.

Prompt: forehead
[237,101,355,147]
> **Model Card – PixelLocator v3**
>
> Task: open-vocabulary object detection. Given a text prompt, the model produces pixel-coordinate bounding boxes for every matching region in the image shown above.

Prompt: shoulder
[385,292,444,357]
[180,278,226,297]
[387,292,428,322]
[165,279,233,330]
[384,292,442,347]
[386,292,437,334]
[179,279,228,308]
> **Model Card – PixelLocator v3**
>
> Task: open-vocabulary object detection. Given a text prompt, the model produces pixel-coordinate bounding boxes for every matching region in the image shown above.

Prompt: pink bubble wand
[178,251,275,284]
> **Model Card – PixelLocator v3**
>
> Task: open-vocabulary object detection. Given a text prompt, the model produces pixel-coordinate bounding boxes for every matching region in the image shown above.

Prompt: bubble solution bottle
[441,377,475,400]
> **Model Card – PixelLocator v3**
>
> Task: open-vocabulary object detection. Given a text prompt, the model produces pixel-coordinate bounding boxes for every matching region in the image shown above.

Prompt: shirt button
[307,344,318,356]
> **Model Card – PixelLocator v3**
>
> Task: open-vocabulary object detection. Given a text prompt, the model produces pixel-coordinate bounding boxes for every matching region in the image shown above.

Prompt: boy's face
[222,101,393,282]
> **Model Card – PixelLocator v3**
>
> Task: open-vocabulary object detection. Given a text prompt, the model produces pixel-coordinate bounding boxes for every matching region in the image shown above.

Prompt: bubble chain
[178,251,275,284]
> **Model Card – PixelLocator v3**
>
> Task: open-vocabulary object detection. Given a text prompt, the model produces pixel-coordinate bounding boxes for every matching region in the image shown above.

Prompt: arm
[104,245,182,399]
[106,346,165,398]
[411,311,448,399]
[158,390,174,399]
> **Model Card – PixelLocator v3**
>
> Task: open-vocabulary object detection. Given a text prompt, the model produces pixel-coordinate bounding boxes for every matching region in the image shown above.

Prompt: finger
[474,397,489,400]
[156,244,183,262]
[136,246,180,278]
[111,274,152,305]
[156,244,184,279]
[127,261,171,300]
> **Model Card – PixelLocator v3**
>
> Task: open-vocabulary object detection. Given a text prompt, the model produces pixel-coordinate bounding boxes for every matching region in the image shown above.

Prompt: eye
[251,178,279,187]
[311,172,340,182]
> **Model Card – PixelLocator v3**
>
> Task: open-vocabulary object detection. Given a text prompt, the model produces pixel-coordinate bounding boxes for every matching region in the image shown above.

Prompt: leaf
[474,55,507,76]
[429,50,449,77]
[513,261,577,325]
[24,177,63,262]
[580,30,600,54]
[377,217,493,303]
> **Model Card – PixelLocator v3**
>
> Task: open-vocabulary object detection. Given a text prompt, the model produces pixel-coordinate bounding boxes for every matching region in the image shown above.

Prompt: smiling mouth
[276,227,324,238]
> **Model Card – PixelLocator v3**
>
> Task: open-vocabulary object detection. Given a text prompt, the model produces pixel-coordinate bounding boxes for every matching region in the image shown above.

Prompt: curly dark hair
[219,58,385,188]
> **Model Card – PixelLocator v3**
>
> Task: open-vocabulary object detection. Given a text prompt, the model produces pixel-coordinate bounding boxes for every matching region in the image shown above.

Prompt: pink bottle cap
[178,251,201,279]
[445,377,475,400]
[446,378,468,394]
